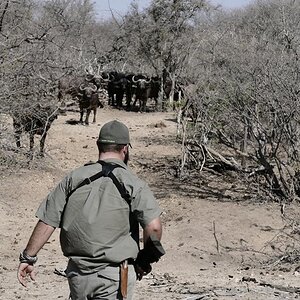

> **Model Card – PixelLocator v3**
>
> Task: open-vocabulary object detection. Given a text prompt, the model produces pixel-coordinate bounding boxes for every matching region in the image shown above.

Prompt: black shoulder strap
[64,161,139,245]
[98,161,131,206]
[67,170,104,199]
[66,161,131,206]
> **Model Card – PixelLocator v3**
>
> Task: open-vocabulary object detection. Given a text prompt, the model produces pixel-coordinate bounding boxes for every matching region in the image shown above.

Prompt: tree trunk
[241,119,248,169]
[169,74,175,108]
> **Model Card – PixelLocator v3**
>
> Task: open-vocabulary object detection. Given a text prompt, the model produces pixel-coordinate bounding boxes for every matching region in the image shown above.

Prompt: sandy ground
[1,105,300,299]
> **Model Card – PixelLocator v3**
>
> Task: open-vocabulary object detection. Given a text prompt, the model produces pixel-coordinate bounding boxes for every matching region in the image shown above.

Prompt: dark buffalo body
[107,71,130,108]
[77,83,103,125]
[58,74,104,124]
[132,74,152,112]
[12,104,59,156]
[149,76,161,108]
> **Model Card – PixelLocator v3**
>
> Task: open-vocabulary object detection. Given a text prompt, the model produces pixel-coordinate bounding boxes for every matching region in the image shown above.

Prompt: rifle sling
[62,160,139,245]
[66,160,131,207]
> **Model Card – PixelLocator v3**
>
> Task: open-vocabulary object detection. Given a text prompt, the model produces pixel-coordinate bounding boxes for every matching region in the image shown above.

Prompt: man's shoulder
[84,160,97,166]
[69,161,101,179]
[70,160,143,184]
[117,166,148,189]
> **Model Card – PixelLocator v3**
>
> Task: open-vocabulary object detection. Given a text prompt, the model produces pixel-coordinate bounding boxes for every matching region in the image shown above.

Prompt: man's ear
[123,145,128,154]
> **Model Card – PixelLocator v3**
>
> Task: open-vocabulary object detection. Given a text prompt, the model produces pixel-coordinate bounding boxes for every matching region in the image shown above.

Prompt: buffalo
[58,74,104,124]
[107,71,129,108]
[77,83,103,125]
[12,103,60,157]
[132,74,152,112]
[58,75,85,103]
[85,68,110,91]
[149,76,161,110]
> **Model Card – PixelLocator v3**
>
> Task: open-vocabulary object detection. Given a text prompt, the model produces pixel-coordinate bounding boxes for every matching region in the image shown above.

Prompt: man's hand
[134,263,152,281]
[17,220,55,287]
[17,263,36,287]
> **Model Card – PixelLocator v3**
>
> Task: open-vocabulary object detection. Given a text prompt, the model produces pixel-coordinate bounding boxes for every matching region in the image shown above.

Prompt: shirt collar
[98,158,128,169]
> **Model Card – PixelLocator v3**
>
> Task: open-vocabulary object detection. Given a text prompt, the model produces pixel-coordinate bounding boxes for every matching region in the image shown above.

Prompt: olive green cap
[98,120,131,146]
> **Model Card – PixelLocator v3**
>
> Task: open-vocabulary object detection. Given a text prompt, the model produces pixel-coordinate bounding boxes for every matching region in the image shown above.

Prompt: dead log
[204,146,242,172]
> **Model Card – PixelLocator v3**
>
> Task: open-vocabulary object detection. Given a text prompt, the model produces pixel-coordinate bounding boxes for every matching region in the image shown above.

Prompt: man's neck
[99,152,123,161]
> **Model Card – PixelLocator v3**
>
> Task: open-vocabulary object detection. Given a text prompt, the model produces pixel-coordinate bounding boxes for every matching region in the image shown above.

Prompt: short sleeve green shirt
[36,158,161,273]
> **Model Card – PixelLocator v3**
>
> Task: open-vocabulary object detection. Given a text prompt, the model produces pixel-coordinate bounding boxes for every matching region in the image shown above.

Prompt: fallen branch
[213,221,220,254]
[259,281,300,294]
[242,276,300,294]
[183,294,210,300]
[205,146,242,171]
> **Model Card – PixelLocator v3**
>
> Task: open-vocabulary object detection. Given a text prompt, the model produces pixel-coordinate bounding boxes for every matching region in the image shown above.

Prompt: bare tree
[0,0,102,159]
[0,0,102,111]
[178,0,300,200]
[115,0,208,109]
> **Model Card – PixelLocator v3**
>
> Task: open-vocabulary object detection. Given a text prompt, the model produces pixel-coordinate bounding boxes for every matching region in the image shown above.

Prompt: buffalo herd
[59,70,183,115]
[11,70,184,157]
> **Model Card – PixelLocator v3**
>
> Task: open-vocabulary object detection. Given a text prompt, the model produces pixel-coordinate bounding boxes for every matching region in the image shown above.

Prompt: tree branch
[0,0,10,33]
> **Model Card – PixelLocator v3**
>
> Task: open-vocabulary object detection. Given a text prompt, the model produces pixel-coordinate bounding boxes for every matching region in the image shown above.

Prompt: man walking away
[17,120,164,300]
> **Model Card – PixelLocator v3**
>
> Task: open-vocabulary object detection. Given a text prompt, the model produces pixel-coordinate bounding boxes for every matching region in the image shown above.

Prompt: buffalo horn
[100,73,110,81]
[80,84,86,91]
[132,75,139,83]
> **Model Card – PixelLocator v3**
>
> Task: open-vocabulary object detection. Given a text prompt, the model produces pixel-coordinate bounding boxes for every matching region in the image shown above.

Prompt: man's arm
[17,220,55,287]
[143,216,162,244]
[135,216,163,280]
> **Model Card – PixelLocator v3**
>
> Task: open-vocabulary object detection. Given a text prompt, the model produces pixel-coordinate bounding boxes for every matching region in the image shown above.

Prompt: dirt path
[1,107,300,299]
